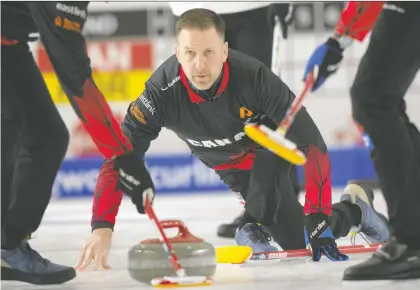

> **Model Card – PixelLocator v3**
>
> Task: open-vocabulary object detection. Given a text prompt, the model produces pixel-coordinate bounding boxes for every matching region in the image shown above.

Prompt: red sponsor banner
[37,40,153,72]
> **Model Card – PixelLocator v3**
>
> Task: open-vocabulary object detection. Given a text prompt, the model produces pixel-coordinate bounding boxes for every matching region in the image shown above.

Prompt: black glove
[304,213,349,262]
[114,151,155,214]
[268,3,294,39]
[303,37,344,91]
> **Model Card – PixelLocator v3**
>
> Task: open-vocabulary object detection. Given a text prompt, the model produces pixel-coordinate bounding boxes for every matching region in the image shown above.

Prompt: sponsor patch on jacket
[130,103,147,125]
[55,16,81,33]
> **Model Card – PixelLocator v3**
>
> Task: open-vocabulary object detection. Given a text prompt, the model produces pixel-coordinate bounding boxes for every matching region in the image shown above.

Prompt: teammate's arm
[334,1,385,43]
[28,2,132,158]
[303,1,384,91]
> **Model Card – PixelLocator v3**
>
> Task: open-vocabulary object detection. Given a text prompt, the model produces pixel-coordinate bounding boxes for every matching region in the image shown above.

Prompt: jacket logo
[187,139,232,148]
[161,76,181,91]
[240,107,253,119]
[139,94,156,115]
[56,3,87,19]
[187,132,246,148]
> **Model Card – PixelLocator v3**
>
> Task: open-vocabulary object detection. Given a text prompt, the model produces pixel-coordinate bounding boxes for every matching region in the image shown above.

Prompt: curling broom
[244,71,315,165]
[216,243,383,264]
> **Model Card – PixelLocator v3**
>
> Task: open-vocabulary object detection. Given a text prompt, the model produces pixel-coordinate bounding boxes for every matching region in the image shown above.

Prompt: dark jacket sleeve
[28,2,132,158]
[254,64,295,125]
[122,87,164,158]
[91,86,164,230]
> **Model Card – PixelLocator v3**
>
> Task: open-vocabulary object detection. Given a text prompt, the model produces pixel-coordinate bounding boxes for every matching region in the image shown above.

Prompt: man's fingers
[92,256,101,271]
[102,255,112,270]
[74,247,87,270]
[312,247,321,262]
[322,246,338,261]
[77,250,94,272]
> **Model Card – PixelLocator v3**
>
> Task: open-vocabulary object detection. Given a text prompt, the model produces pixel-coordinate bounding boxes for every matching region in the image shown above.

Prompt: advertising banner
[37,40,153,104]
[53,148,377,198]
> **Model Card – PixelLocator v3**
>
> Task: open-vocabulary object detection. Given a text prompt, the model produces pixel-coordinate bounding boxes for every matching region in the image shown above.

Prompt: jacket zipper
[210,93,247,151]
[210,94,227,139]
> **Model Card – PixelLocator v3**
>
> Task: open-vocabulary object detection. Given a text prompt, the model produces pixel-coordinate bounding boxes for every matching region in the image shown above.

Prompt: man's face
[176,27,228,90]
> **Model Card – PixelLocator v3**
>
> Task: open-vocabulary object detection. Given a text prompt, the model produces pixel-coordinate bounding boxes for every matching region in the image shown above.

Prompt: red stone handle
[141,220,204,244]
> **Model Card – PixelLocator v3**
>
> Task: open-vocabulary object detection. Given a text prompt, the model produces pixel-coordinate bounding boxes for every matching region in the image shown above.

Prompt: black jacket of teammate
[1,2,132,158]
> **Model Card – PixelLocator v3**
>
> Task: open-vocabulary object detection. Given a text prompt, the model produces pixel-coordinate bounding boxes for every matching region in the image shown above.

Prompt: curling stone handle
[159,220,204,242]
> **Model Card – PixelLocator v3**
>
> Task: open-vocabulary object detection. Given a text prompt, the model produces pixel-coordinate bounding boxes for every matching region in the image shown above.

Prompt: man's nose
[195,54,206,69]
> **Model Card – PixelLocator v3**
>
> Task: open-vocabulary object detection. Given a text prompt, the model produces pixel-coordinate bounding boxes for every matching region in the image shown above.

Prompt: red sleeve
[91,159,123,230]
[91,89,164,230]
[335,1,384,41]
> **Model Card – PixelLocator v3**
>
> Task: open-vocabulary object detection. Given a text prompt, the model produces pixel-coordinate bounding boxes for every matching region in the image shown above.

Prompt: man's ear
[223,41,228,62]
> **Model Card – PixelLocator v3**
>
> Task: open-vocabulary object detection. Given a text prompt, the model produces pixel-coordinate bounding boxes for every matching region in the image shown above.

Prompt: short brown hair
[175,8,225,40]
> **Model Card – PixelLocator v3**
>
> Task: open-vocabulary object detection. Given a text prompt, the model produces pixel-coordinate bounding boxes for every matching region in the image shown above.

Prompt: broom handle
[144,196,186,277]
[277,71,315,134]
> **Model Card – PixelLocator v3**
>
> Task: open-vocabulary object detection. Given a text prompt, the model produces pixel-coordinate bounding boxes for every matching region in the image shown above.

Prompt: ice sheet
[2,190,419,290]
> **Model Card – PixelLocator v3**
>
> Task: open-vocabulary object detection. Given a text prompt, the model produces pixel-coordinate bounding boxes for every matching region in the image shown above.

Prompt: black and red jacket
[123,51,296,170]
[91,49,297,230]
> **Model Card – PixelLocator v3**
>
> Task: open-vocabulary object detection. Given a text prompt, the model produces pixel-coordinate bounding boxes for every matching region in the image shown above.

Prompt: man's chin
[193,82,213,90]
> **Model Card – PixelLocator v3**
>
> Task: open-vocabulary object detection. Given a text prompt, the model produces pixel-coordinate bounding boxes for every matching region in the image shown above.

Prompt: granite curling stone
[128,220,217,284]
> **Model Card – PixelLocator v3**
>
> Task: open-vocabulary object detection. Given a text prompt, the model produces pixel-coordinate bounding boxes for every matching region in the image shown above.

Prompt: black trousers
[1,42,69,249]
[221,7,274,68]
[220,108,358,250]
[350,2,420,249]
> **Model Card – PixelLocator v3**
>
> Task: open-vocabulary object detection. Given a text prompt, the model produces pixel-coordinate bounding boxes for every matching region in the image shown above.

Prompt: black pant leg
[1,43,69,249]
[350,3,420,249]
[405,114,420,170]
[1,63,25,246]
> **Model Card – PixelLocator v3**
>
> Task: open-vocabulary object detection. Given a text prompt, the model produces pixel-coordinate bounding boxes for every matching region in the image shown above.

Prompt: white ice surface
[2,190,419,290]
